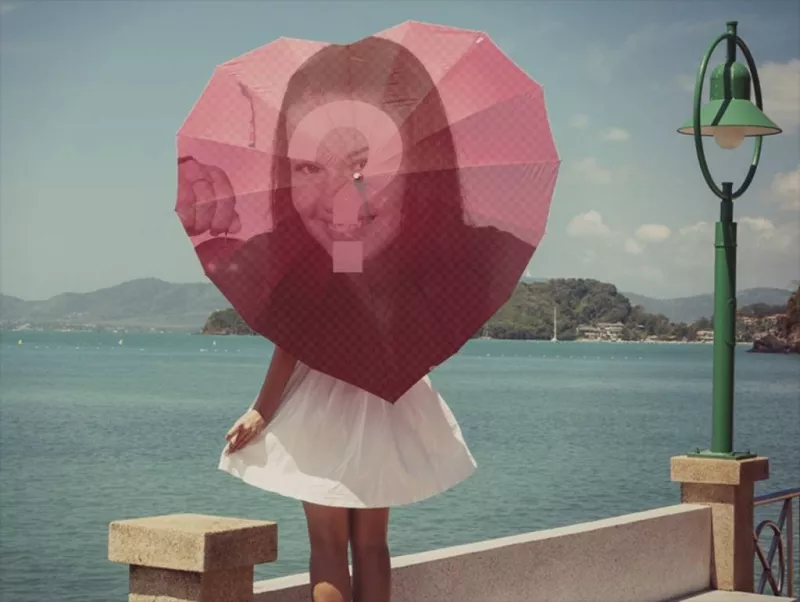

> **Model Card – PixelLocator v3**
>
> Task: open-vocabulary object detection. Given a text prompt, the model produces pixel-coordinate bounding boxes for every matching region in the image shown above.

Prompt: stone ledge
[671,456,769,486]
[670,590,795,602]
[254,505,713,602]
[109,513,277,572]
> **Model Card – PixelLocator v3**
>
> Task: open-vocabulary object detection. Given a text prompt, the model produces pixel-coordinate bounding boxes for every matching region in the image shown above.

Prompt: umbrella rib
[364,158,560,180]
[362,24,485,154]
[237,81,258,148]
[178,133,279,158]
[355,23,430,152]
[369,88,544,173]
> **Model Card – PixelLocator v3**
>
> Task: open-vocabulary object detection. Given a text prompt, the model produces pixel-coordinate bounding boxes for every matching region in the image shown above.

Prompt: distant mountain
[1,278,791,332]
[623,287,793,324]
[0,278,227,331]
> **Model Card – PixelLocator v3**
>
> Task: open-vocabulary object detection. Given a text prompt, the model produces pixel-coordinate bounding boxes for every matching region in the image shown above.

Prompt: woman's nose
[322,185,372,222]
[315,174,348,211]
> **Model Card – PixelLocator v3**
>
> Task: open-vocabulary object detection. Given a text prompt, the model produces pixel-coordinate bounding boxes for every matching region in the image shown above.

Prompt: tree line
[203,278,799,342]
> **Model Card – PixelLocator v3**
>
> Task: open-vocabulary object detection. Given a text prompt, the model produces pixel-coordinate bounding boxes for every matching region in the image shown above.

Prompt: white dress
[218,361,477,508]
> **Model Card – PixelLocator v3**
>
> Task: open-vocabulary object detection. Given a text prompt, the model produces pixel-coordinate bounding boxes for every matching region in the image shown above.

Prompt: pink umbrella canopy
[176,21,560,402]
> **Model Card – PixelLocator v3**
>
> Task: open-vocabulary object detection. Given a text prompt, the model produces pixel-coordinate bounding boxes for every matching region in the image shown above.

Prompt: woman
[179,35,532,602]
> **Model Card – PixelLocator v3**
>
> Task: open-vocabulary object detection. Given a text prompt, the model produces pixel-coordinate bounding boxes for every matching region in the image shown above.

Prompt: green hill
[202,308,255,336]
[1,278,227,331]
[488,278,631,339]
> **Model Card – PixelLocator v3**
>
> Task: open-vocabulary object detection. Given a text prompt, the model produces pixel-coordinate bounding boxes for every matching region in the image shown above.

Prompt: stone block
[109,514,277,572]
[671,456,769,486]
[129,565,254,602]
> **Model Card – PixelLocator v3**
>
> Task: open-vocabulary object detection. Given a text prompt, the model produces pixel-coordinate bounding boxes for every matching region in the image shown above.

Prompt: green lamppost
[678,21,781,459]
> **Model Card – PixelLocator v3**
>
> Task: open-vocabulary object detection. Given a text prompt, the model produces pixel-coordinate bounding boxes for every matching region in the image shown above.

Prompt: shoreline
[2,330,768,348]
[475,338,755,345]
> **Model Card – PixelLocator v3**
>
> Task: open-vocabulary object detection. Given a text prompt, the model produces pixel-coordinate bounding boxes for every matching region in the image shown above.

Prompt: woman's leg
[349,507,391,602]
[303,502,351,602]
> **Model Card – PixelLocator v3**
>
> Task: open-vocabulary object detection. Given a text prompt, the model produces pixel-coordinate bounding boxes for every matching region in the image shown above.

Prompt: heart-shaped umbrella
[176,21,560,402]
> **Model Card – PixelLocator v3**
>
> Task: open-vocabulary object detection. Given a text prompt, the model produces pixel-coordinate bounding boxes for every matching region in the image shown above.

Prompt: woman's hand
[224,409,267,455]
[177,156,242,236]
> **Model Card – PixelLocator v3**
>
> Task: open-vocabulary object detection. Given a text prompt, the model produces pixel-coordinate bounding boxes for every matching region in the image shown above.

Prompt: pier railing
[110,505,717,602]
[108,458,798,601]
[755,487,800,597]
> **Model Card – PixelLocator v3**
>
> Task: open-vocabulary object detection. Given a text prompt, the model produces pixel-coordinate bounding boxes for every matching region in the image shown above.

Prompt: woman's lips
[321,219,367,241]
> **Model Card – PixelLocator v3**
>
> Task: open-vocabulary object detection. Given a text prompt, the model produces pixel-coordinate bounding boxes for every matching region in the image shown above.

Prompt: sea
[0,331,798,601]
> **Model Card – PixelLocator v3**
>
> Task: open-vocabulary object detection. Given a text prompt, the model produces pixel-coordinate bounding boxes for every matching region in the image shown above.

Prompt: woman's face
[285,93,406,264]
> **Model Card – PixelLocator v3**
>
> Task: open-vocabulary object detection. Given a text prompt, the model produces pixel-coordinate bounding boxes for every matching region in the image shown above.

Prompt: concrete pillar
[109,513,277,602]
[671,455,769,592]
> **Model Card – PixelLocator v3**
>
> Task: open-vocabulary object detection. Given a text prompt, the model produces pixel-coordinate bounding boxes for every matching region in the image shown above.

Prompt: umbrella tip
[353,172,363,182]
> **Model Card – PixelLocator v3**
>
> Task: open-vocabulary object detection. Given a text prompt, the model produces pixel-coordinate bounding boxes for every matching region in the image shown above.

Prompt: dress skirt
[218,361,476,508]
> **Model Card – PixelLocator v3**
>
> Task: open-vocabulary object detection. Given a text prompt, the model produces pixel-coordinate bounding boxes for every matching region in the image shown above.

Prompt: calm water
[0,332,798,601]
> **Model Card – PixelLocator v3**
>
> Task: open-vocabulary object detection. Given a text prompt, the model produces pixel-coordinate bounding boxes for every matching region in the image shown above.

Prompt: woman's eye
[352,158,368,171]
[294,162,323,175]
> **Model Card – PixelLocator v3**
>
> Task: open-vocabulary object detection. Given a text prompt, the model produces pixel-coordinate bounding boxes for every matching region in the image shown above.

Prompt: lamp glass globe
[713,127,746,150]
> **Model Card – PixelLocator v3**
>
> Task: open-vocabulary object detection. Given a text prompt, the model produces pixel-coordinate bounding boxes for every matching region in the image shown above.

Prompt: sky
[1,0,798,301]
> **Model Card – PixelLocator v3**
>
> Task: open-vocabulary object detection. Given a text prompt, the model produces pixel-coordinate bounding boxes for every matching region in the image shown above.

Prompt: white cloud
[625,238,644,255]
[635,224,672,243]
[602,128,631,142]
[760,59,800,133]
[570,114,590,129]
[621,224,670,258]
[551,209,795,296]
[545,184,797,294]
[679,221,712,237]
[740,216,776,236]
[671,216,800,288]
[768,164,800,210]
[738,216,800,254]
[567,211,611,238]
[571,157,618,185]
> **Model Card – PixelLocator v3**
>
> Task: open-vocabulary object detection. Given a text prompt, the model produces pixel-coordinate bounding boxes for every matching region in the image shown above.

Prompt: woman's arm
[253,345,298,423]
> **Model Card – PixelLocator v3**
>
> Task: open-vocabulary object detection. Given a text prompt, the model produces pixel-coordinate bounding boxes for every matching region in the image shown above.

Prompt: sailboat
[550,306,559,343]
[479,324,491,340]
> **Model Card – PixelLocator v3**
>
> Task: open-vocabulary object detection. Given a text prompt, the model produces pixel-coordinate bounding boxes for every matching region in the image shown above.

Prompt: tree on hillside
[203,308,254,335]
[738,302,786,317]
[786,286,800,330]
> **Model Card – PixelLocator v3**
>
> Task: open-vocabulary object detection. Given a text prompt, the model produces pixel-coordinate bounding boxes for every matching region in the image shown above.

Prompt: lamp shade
[678,61,781,143]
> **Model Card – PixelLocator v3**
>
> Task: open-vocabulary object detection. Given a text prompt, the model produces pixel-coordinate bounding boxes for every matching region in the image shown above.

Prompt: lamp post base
[687,448,756,460]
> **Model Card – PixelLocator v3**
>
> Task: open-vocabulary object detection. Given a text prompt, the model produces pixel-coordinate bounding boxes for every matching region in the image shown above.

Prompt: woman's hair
[269,36,470,267]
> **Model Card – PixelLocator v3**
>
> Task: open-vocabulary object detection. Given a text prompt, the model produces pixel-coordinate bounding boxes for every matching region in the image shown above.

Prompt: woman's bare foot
[313,582,345,602]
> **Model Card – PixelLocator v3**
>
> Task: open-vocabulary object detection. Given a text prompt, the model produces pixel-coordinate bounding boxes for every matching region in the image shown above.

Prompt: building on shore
[577,322,625,341]
[695,330,714,343]
[738,313,783,329]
